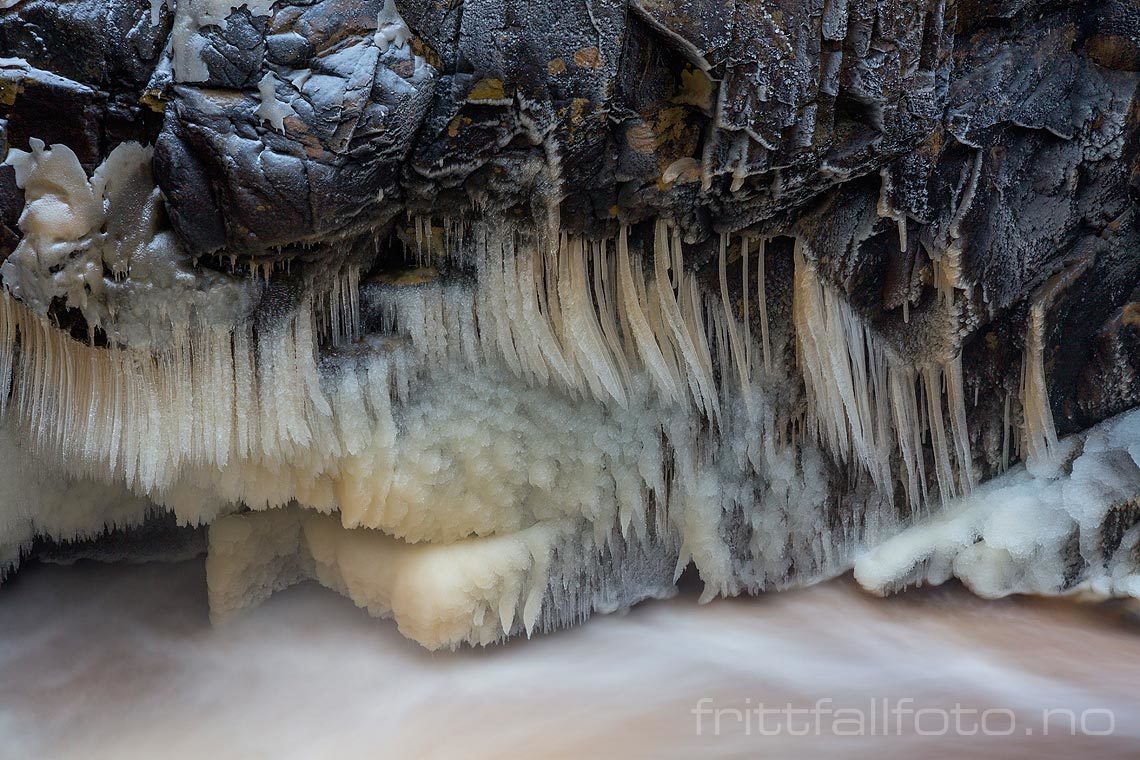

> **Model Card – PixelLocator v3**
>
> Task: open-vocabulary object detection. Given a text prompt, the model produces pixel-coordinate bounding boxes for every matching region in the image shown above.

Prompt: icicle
[521,239,577,390]
[922,365,955,505]
[670,228,723,409]
[793,240,889,488]
[480,231,523,378]
[711,306,729,406]
[793,240,972,507]
[888,366,924,508]
[741,235,752,376]
[0,288,376,499]
[654,222,718,416]
[756,238,772,374]
[1021,301,1059,474]
[500,238,546,386]
[933,242,962,308]
[315,266,362,346]
[942,355,975,493]
[617,226,682,405]
[590,240,632,389]
[1001,391,1011,473]
[0,292,16,416]
[558,235,627,407]
[681,273,716,413]
[717,232,749,394]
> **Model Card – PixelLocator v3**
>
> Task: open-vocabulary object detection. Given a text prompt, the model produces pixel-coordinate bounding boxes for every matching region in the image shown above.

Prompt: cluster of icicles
[0,216,1062,646]
[390,222,988,510]
[0,266,363,504]
[0,217,1062,532]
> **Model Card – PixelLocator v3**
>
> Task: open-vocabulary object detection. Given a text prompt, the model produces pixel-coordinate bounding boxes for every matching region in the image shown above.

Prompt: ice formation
[0,173,950,645]
[207,506,678,650]
[5,125,1136,647]
[192,225,849,646]
[792,240,976,509]
[255,73,296,134]
[374,0,412,52]
[0,424,153,577]
[12,121,1128,646]
[1,139,253,348]
[170,0,278,83]
[855,406,1140,601]
[1,0,1137,655]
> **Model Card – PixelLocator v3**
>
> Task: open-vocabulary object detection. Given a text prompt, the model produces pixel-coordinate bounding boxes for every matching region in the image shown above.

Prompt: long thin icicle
[617,226,683,405]
[718,232,750,394]
[757,238,772,373]
[1022,301,1059,474]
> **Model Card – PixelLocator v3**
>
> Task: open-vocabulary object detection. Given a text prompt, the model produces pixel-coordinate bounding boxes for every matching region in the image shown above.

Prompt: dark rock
[154,0,437,255]
[1,0,1139,493]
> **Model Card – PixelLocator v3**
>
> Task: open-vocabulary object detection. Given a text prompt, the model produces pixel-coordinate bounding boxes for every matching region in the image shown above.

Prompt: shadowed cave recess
[1,0,1140,650]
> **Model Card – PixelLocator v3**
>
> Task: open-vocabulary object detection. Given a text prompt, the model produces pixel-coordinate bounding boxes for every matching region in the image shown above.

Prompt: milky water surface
[1,560,1138,759]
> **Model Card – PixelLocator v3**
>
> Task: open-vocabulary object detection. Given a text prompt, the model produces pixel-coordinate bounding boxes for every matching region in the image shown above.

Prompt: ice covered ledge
[206,508,678,650]
[856,407,1140,601]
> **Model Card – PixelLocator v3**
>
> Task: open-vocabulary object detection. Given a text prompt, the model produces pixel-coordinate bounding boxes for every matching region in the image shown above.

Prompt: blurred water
[1,559,1138,759]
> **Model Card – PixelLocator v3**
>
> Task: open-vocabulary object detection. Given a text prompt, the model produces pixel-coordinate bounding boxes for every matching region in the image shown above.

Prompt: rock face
[1,0,1139,649]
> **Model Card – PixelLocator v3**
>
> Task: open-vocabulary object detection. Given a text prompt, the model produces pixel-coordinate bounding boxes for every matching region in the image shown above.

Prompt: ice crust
[856,408,1140,600]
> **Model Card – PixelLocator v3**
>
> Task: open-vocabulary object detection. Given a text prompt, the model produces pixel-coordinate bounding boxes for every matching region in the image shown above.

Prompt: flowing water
[1,559,1138,758]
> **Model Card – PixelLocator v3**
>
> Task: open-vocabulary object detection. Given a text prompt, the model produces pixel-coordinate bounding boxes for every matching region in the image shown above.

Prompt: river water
[1,559,1138,758]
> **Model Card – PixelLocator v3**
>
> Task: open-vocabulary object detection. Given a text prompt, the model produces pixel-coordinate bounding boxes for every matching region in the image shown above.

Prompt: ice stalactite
[715,232,777,402]
[387,223,728,421]
[558,233,628,407]
[755,237,773,374]
[1001,392,1013,473]
[1016,262,1095,480]
[1021,300,1061,476]
[719,233,750,395]
[314,266,362,346]
[616,226,684,406]
[876,168,912,266]
[359,223,902,588]
[792,239,974,509]
[0,282,369,507]
[655,223,721,420]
